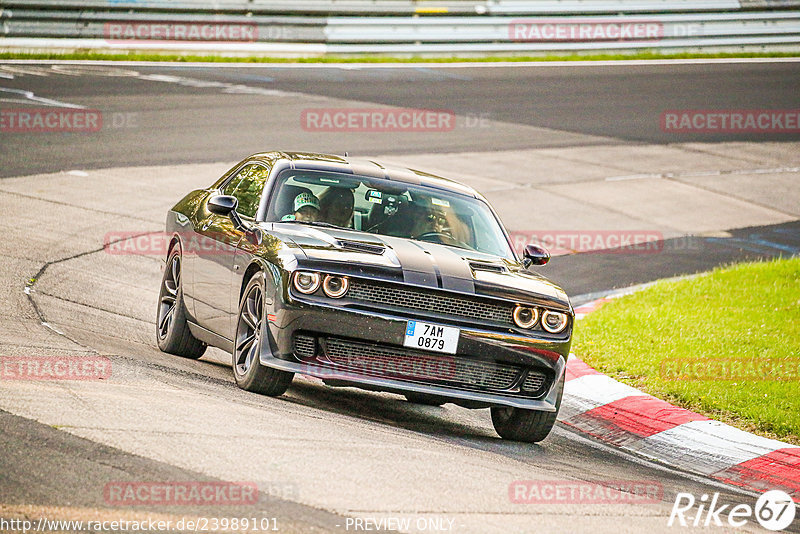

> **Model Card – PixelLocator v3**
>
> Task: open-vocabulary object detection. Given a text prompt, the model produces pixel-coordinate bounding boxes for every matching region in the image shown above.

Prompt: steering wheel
[416,231,471,249]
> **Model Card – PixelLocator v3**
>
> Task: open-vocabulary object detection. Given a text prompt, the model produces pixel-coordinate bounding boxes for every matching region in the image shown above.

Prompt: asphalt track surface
[1,60,799,533]
[1,60,799,177]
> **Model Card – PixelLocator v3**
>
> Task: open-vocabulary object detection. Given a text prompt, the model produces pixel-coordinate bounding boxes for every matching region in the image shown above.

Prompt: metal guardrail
[325,12,800,43]
[1,10,325,42]
[1,1,799,54]
[2,0,794,15]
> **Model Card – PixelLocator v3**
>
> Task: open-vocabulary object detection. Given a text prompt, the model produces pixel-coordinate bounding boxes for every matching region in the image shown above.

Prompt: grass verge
[0,51,798,63]
[572,257,800,445]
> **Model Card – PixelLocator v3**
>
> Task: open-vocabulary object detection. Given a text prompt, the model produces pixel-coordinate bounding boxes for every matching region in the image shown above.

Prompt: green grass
[572,257,800,445]
[0,50,798,63]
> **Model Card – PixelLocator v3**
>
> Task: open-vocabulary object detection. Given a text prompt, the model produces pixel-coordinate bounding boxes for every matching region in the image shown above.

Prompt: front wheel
[490,375,564,443]
[232,272,293,396]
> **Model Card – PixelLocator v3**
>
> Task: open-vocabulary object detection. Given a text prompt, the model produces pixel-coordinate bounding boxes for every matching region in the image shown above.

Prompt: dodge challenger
[156,151,573,442]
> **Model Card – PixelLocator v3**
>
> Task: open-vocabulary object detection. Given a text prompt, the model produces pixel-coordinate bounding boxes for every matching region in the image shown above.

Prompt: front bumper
[260,291,570,410]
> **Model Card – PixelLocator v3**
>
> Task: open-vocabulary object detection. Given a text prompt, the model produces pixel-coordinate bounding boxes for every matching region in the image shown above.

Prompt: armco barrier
[324,12,800,42]
[4,0,791,15]
[1,11,325,42]
[1,0,799,54]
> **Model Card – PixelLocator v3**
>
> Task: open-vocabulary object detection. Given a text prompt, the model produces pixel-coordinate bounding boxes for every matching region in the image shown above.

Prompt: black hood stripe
[379,236,439,289]
[416,241,476,294]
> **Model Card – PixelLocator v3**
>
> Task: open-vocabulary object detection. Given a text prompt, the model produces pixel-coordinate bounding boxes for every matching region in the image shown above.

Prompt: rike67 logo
[669,490,796,531]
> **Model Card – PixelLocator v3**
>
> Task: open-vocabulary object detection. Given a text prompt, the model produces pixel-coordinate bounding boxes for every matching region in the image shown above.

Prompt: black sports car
[156,151,573,442]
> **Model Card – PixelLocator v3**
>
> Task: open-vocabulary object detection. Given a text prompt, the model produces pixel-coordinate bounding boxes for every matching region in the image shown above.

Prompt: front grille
[294,335,316,359]
[347,280,514,325]
[521,370,547,395]
[324,338,519,391]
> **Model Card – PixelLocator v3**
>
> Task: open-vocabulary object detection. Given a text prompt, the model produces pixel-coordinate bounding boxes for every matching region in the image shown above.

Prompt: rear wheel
[156,248,206,359]
[490,375,564,443]
[404,392,447,406]
[233,272,293,396]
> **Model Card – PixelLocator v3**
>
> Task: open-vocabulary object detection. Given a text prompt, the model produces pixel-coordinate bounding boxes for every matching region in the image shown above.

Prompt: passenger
[319,187,355,228]
[282,192,320,222]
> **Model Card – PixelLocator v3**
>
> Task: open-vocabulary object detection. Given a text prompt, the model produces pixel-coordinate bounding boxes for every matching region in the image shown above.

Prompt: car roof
[250,151,480,199]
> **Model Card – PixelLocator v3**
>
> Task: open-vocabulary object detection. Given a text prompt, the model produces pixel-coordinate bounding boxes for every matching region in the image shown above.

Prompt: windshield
[265,170,515,260]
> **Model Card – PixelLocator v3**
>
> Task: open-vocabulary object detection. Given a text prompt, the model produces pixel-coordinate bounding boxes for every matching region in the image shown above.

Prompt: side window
[223,163,270,219]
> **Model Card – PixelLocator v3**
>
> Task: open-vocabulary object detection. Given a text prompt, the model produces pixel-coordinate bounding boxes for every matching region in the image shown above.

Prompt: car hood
[268,222,571,312]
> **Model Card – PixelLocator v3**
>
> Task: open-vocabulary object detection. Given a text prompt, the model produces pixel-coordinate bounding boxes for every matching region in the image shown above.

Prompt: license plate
[403,320,459,354]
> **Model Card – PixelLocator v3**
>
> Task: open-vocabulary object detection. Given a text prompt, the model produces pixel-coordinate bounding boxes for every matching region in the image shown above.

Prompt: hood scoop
[337,239,386,255]
[469,261,508,273]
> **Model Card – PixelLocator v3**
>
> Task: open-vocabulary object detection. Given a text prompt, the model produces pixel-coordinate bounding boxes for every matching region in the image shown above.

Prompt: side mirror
[207,195,238,216]
[207,195,262,245]
[523,243,550,267]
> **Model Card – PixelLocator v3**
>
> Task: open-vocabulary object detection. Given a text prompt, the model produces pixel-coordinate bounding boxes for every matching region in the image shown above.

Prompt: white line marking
[607,166,800,181]
[0,88,85,109]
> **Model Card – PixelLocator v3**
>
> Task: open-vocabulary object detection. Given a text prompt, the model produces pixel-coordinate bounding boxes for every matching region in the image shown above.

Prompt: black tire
[232,272,294,396]
[490,374,564,443]
[156,248,207,359]
[404,392,447,406]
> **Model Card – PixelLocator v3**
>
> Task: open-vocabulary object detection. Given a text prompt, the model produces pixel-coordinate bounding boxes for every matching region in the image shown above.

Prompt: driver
[319,187,354,228]
[411,208,451,239]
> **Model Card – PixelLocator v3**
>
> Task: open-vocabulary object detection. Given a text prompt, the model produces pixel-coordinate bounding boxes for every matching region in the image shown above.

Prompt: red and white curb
[560,297,800,502]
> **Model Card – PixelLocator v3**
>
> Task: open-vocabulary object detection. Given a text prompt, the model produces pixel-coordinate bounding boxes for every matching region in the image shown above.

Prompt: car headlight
[323,274,349,298]
[541,310,569,334]
[293,271,321,294]
[513,305,539,329]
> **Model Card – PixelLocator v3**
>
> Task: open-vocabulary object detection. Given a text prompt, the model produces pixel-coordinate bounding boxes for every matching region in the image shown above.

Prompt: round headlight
[541,310,568,334]
[323,275,349,298]
[513,305,539,329]
[293,271,321,294]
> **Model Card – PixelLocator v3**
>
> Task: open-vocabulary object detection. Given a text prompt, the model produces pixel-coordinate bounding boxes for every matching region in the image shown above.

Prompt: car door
[192,162,271,339]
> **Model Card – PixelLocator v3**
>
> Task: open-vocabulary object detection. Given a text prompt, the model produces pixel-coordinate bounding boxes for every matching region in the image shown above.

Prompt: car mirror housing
[208,195,238,216]
[208,195,262,245]
[523,243,550,267]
